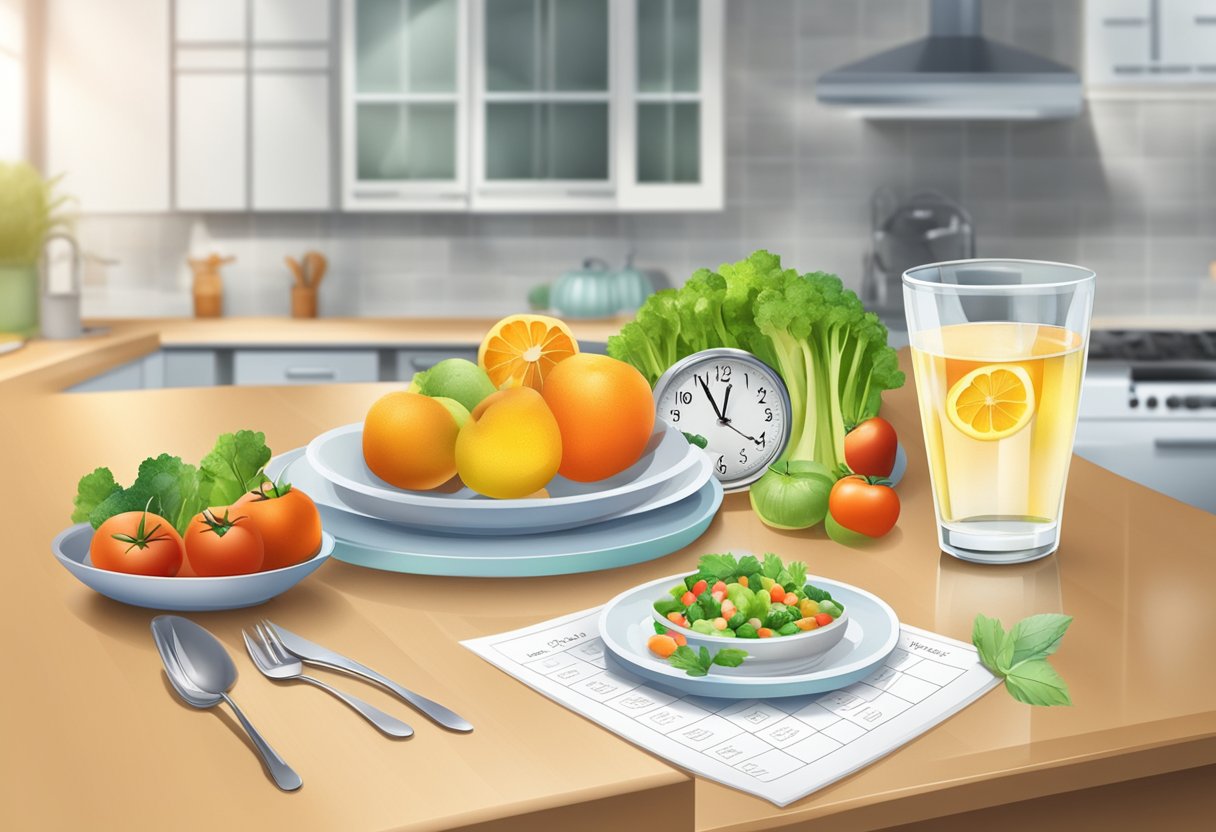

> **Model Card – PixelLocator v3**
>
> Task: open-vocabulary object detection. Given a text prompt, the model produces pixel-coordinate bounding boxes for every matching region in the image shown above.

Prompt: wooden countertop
[2,320,1214,831]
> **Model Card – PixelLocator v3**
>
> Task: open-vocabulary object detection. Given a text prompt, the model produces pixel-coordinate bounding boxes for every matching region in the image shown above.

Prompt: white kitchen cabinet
[233,350,380,385]
[163,350,220,387]
[175,73,248,210]
[342,0,468,211]
[252,72,332,209]
[174,0,334,211]
[46,0,170,212]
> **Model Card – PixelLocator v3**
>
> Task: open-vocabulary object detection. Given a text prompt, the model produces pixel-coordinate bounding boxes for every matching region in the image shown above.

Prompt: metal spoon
[151,616,302,791]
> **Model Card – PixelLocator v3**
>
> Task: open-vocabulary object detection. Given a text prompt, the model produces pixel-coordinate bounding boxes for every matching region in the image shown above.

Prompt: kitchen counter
[2,320,1214,831]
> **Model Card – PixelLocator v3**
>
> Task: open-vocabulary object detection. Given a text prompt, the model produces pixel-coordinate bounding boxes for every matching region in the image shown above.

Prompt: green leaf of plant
[667,646,707,676]
[803,583,833,604]
[786,561,807,589]
[72,467,122,525]
[1004,659,1072,706]
[971,614,1009,675]
[736,555,762,576]
[199,430,271,507]
[652,622,667,635]
[761,552,783,579]
[697,646,713,671]
[711,648,748,668]
[1009,614,1073,666]
[697,553,739,580]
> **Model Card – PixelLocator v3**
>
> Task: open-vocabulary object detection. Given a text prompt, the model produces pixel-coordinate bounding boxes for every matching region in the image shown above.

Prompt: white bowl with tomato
[52,482,333,611]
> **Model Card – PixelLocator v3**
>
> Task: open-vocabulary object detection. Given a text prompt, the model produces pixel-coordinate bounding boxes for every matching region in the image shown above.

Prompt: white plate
[52,525,334,611]
[599,573,900,698]
[305,480,723,577]
[305,419,699,534]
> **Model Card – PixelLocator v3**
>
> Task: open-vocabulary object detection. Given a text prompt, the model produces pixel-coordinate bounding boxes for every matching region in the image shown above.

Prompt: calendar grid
[465,607,999,806]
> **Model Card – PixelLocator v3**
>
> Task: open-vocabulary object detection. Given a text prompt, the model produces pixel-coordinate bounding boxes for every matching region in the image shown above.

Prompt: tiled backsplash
[77,0,1216,320]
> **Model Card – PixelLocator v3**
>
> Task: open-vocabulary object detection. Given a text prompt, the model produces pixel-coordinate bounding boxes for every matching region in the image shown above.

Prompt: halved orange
[478,314,579,391]
[946,364,1035,441]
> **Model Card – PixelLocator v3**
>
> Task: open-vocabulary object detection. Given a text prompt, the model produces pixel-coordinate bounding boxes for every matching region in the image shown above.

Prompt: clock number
[678,390,692,405]
[715,455,727,475]
[757,431,766,448]
[757,387,767,404]
[765,407,773,422]
[669,409,680,423]
[744,372,749,389]
[715,364,731,383]
[739,448,748,465]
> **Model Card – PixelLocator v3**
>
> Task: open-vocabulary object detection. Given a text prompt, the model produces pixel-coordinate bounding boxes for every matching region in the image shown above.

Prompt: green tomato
[749,460,835,530]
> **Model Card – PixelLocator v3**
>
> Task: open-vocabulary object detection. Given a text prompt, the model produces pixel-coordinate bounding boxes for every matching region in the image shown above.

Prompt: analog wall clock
[652,348,792,492]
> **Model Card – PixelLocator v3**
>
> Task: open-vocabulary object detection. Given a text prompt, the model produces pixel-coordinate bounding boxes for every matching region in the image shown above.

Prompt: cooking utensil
[150,616,302,791]
[285,256,306,287]
[264,620,474,733]
[304,251,327,288]
[188,254,233,318]
[243,624,413,738]
[611,253,654,313]
[551,257,619,318]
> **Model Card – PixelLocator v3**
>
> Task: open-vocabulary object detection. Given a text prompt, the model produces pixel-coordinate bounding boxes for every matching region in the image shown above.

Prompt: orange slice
[945,364,1035,441]
[478,314,579,391]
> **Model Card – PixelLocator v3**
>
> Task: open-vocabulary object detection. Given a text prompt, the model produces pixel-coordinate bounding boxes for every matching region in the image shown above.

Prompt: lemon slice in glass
[946,364,1035,441]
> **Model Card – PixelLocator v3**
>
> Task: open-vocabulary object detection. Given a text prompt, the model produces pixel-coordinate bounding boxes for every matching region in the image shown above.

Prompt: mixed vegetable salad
[648,553,845,675]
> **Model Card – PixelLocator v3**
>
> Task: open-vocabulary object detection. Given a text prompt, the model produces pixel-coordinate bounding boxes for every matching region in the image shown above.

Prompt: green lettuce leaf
[72,468,121,525]
[200,430,272,506]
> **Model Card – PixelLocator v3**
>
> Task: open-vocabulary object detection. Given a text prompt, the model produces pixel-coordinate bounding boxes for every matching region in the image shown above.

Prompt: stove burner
[1088,330,1216,362]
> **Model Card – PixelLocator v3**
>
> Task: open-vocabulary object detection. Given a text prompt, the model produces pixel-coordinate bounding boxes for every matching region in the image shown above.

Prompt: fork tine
[257,622,288,663]
[259,619,290,659]
[242,627,272,671]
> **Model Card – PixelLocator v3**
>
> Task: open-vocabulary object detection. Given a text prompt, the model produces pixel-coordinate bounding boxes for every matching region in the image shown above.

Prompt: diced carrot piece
[667,612,687,626]
[681,591,697,606]
[814,613,833,626]
[769,586,786,604]
[757,628,774,638]
[670,632,687,646]
[648,634,679,658]
[782,592,798,606]
[711,590,725,603]
[796,618,819,631]
[721,600,737,619]
[738,576,748,588]
[711,580,727,596]
[691,579,708,597]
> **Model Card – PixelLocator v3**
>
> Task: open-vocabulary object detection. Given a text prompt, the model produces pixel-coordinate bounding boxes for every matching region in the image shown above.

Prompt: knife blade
[267,621,473,733]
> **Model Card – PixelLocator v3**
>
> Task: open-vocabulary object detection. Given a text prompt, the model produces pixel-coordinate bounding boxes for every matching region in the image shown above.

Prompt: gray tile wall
[77,0,1216,320]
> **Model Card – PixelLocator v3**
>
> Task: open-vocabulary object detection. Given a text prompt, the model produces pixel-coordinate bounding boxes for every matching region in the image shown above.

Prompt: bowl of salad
[650,552,849,665]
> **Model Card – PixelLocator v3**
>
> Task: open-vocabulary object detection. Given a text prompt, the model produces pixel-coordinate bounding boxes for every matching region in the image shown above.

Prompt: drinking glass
[903,259,1095,564]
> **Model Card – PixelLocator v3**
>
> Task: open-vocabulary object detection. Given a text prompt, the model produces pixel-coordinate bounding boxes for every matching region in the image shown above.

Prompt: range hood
[816,0,1082,120]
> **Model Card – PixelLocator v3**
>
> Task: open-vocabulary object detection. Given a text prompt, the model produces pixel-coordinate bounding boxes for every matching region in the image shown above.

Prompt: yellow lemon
[455,388,563,499]
[946,364,1035,441]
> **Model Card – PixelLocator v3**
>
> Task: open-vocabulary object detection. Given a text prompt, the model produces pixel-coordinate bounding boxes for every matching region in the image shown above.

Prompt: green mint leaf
[761,552,783,579]
[653,598,682,616]
[667,646,708,676]
[697,590,721,619]
[736,555,762,576]
[697,646,713,671]
[697,553,739,580]
[653,622,667,635]
[72,467,122,525]
[787,561,807,588]
[972,614,1015,675]
[685,603,705,624]
[1009,614,1073,666]
[1004,659,1072,706]
[711,648,748,668]
[803,583,833,604]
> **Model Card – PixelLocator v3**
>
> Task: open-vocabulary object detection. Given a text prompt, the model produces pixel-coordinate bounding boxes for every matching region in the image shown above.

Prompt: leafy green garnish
[761,553,783,579]
[682,432,709,449]
[666,645,749,677]
[653,598,682,617]
[972,613,1073,707]
[697,553,739,580]
[786,561,807,589]
[72,430,272,536]
[736,555,762,576]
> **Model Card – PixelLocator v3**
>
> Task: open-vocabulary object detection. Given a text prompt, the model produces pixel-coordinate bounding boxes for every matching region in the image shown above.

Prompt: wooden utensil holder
[291,285,318,318]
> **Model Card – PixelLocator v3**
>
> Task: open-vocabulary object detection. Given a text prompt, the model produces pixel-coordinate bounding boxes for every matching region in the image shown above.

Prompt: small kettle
[40,233,83,340]
[611,252,655,314]
[551,258,619,319]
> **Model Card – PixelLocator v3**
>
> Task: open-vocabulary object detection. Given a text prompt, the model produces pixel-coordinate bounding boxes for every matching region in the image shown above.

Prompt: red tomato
[234,483,323,571]
[691,579,708,597]
[90,510,184,577]
[184,509,264,577]
[814,613,834,627]
[681,591,697,606]
[844,417,898,478]
[829,475,901,538]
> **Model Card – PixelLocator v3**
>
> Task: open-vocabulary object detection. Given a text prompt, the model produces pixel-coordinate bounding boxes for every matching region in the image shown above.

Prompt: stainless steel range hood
[816,0,1082,120]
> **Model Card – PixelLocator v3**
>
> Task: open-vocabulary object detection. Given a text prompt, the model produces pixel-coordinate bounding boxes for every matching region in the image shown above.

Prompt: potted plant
[0,162,71,336]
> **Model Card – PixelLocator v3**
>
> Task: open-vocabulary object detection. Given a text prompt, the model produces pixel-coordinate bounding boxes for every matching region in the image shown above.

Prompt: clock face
[653,349,791,490]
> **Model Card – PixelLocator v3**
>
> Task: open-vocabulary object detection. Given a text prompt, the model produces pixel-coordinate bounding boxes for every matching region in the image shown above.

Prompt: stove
[1075,330,1216,513]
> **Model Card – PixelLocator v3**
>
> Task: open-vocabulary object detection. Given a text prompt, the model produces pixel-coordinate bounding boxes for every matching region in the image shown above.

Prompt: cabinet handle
[1154,438,1216,451]
[352,191,464,201]
[284,367,337,380]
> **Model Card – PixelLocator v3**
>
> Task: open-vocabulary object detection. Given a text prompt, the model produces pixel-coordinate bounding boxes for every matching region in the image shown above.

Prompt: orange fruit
[946,364,1035,441]
[540,353,656,482]
[362,391,462,490]
[455,388,563,498]
[478,314,579,391]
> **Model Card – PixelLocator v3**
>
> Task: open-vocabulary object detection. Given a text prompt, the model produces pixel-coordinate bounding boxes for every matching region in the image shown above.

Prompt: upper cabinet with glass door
[472,0,616,211]
[342,0,469,210]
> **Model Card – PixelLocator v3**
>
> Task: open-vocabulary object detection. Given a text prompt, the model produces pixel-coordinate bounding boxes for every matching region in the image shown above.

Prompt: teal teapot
[551,258,619,318]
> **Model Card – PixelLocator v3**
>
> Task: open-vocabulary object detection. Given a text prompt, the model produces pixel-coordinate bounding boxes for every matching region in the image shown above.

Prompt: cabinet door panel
[176,0,247,41]
[553,0,608,91]
[409,0,459,92]
[357,103,457,179]
[357,0,458,93]
[253,73,331,209]
[485,102,608,181]
[637,101,698,183]
[175,73,247,209]
[485,0,539,91]
[252,0,330,42]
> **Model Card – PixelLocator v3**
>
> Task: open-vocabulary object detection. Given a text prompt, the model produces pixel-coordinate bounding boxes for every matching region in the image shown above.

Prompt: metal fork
[242,624,413,738]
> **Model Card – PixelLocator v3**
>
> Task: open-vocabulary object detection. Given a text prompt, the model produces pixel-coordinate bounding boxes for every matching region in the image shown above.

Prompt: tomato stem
[110,503,174,553]
[197,508,246,538]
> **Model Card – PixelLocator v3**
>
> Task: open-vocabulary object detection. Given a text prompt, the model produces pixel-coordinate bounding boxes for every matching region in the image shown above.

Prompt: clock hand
[721,383,732,421]
[723,420,759,444]
[697,376,727,423]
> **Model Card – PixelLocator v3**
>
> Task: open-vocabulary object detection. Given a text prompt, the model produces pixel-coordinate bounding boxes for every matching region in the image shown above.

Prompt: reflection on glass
[485,0,537,91]
[485,103,608,180]
[637,0,699,93]
[486,0,608,91]
[357,103,457,180]
[637,102,699,182]
[357,0,458,94]
[554,0,608,91]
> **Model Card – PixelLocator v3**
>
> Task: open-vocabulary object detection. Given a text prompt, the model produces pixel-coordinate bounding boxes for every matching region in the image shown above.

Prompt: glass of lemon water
[903,260,1095,564]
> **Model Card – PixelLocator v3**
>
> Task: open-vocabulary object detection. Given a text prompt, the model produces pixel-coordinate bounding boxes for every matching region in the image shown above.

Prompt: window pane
[637,102,699,183]
[486,0,539,91]
[553,0,608,91]
[635,0,698,93]
[356,0,402,93]
[408,0,458,93]
[550,103,608,178]
[671,0,699,92]
[486,103,541,178]
[637,0,667,93]
[357,103,457,180]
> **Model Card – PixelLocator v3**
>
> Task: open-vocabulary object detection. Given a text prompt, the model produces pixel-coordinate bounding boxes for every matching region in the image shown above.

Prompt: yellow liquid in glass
[911,322,1085,527]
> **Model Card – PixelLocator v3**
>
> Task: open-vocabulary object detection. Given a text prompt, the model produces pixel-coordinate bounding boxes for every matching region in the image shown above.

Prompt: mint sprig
[972,613,1073,707]
[666,645,749,677]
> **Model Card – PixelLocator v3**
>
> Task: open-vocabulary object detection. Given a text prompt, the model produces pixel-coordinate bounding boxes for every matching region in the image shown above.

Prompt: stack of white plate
[265,419,722,578]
